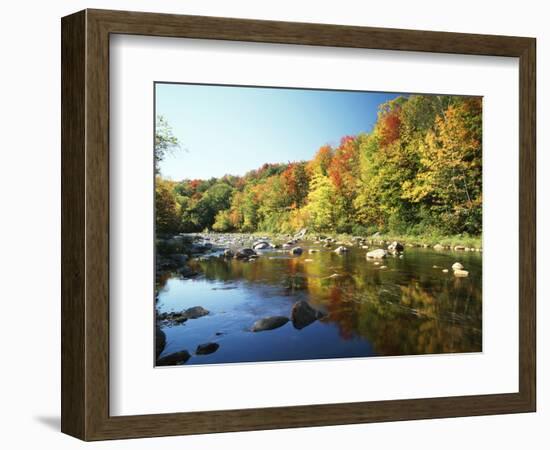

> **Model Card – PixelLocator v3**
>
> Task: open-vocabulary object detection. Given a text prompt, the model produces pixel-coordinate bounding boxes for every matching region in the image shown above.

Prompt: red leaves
[327,136,358,193]
[280,162,310,208]
[379,109,401,146]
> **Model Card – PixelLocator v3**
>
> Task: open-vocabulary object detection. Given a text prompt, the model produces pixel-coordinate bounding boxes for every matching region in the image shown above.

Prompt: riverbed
[156,236,482,366]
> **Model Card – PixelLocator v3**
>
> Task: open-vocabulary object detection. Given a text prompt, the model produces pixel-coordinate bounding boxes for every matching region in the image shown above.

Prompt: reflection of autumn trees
[325,286,356,340]
[155,271,172,292]
[178,248,482,356]
[307,277,481,355]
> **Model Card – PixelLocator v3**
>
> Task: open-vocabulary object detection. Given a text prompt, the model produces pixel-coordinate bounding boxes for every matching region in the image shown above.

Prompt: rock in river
[291,300,325,330]
[334,246,348,254]
[183,306,210,319]
[290,247,303,255]
[156,350,191,366]
[387,241,404,253]
[190,243,211,254]
[452,262,464,271]
[251,316,289,332]
[433,244,445,251]
[366,249,388,259]
[157,311,188,325]
[196,342,220,355]
[453,269,469,277]
[253,241,270,250]
[155,327,166,358]
[235,248,256,259]
[168,253,189,264]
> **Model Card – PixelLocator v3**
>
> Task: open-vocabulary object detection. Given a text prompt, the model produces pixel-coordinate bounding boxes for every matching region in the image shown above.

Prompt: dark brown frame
[61,8,536,441]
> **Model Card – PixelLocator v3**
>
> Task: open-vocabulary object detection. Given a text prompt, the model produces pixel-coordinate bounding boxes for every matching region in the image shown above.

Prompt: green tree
[154,115,180,174]
[192,183,234,230]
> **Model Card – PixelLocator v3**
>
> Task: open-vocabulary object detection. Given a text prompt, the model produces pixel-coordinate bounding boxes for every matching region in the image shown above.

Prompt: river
[156,236,482,366]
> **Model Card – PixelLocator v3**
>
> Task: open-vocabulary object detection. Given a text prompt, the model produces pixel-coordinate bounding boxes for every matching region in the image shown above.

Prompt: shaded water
[156,241,482,366]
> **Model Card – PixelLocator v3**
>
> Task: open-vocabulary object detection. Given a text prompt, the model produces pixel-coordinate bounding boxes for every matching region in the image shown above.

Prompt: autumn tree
[280,162,310,208]
[402,97,482,234]
[305,173,337,231]
[155,177,180,233]
[327,136,360,232]
[157,94,482,237]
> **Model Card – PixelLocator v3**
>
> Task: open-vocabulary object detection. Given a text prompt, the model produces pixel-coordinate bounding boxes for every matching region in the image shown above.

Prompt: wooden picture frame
[61,9,536,441]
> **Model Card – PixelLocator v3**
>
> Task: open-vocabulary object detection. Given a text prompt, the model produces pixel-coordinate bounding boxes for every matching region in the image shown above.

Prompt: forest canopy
[155,94,482,237]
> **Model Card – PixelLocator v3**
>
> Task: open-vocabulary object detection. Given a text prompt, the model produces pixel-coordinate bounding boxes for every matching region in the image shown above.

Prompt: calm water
[156,242,482,365]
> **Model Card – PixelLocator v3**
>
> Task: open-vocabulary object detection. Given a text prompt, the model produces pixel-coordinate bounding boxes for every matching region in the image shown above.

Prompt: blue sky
[155,83,400,180]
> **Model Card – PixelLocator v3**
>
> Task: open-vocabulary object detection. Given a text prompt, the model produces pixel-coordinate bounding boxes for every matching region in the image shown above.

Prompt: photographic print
[154,83,482,367]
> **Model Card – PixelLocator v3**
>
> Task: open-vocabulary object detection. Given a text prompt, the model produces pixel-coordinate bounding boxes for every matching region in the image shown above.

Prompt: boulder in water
[183,306,209,319]
[235,248,256,259]
[291,300,325,330]
[453,269,469,277]
[290,247,303,255]
[251,316,289,332]
[155,327,166,358]
[366,249,387,259]
[156,350,191,366]
[196,342,220,355]
[253,241,270,250]
[387,241,404,253]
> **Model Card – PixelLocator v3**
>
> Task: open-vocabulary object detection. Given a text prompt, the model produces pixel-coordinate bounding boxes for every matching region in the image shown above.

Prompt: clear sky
[155,83,400,180]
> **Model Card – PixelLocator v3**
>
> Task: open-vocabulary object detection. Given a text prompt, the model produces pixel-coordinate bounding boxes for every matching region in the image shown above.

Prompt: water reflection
[156,244,481,364]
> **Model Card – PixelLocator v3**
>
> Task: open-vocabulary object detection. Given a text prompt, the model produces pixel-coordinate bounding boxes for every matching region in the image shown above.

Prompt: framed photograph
[61,9,536,440]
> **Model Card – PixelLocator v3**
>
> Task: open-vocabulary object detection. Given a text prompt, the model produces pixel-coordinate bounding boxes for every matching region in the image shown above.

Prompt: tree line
[155,94,482,237]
